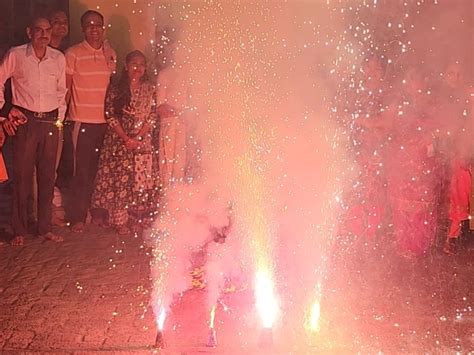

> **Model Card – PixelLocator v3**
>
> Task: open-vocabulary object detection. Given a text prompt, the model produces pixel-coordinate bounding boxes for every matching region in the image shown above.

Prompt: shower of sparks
[157,304,166,330]
[309,300,321,332]
[255,269,279,329]
[78,0,474,352]
[209,304,217,329]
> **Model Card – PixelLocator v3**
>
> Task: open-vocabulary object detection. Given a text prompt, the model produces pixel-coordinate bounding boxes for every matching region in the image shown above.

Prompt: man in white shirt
[0,16,67,246]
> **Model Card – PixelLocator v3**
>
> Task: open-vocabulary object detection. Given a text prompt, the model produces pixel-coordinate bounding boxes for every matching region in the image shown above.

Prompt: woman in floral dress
[92,50,160,234]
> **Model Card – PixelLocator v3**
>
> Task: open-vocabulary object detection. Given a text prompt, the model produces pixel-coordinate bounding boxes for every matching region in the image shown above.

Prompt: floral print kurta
[92,81,160,225]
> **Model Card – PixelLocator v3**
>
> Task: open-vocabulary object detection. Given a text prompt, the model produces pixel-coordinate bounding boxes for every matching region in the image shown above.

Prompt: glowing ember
[255,270,279,329]
[309,300,321,332]
[209,304,217,329]
[157,305,166,331]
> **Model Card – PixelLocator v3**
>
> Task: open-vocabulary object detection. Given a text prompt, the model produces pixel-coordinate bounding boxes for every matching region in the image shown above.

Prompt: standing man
[0,16,67,245]
[65,10,116,232]
[49,10,69,51]
[28,9,69,228]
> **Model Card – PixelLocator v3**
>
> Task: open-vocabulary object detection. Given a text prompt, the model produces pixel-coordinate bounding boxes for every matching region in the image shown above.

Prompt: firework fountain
[144,0,472,351]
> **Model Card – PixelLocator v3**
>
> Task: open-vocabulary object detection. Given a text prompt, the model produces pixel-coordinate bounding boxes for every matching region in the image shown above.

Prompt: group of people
[341,56,472,257]
[0,9,471,257]
[0,9,188,245]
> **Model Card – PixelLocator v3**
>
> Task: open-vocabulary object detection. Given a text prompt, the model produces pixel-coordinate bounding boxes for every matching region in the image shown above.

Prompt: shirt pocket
[41,61,59,87]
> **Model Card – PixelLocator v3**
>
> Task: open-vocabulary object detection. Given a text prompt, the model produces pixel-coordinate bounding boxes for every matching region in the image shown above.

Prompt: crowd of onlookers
[0,8,471,258]
[338,56,473,257]
[0,9,187,246]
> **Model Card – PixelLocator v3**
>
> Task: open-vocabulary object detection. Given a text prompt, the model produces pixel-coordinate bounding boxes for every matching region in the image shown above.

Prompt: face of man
[50,11,68,39]
[82,13,104,44]
[27,18,52,48]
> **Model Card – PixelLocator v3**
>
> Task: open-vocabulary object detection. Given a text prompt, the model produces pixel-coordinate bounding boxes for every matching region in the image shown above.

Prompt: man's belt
[16,106,59,122]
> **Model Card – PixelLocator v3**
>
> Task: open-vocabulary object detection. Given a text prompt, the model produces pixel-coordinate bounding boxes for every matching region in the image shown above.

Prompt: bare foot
[41,232,64,243]
[71,222,84,233]
[11,235,25,246]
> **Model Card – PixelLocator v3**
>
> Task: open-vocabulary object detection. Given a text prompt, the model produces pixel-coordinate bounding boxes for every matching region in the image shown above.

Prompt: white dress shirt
[0,43,67,120]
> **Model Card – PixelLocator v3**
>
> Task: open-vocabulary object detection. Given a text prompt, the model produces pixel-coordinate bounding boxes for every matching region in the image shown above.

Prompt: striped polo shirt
[65,40,116,124]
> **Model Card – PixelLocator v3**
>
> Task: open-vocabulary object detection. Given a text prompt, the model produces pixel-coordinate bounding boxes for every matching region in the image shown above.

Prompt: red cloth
[0,152,7,183]
[448,160,471,238]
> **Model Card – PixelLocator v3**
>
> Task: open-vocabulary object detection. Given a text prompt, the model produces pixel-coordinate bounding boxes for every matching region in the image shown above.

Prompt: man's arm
[57,55,67,121]
[64,49,76,106]
[0,50,26,135]
[0,49,15,111]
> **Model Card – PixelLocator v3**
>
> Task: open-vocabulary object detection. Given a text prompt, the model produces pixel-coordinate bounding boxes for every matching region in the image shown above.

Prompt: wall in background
[69,0,157,69]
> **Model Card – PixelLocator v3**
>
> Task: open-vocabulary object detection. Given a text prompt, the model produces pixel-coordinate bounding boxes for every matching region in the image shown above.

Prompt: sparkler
[309,299,321,332]
[206,304,218,347]
[310,282,323,333]
[255,270,278,348]
[154,306,166,348]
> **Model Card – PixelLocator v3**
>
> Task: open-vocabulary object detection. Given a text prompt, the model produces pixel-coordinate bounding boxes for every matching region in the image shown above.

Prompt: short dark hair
[27,15,50,30]
[80,10,104,26]
[48,9,67,22]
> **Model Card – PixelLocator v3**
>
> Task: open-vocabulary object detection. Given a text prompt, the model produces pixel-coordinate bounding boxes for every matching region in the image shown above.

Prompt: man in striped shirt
[64,10,116,232]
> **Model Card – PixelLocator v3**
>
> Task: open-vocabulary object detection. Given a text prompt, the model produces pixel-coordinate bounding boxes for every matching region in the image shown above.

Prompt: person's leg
[11,121,37,244]
[109,208,128,234]
[56,121,74,189]
[70,122,88,227]
[28,168,38,225]
[158,118,173,188]
[52,128,65,225]
[71,123,106,228]
[36,122,61,240]
[85,124,107,222]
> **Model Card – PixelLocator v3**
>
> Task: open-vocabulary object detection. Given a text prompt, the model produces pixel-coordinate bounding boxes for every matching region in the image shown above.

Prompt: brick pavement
[0,224,473,353]
[0,225,156,353]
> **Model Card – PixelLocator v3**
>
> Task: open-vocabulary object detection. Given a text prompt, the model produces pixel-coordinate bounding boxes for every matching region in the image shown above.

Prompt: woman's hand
[124,137,140,150]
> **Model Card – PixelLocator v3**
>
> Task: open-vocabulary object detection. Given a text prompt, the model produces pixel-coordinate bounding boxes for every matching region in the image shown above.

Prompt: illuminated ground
[0,225,472,353]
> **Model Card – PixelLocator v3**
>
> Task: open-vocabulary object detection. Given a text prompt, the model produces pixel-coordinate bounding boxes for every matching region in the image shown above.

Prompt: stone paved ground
[0,225,156,353]
[0,223,473,354]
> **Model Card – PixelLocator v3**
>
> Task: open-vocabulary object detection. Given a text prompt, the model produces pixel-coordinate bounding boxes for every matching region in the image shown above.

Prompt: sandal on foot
[71,222,84,233]
[41,232,64,243]
[11,235,25,246]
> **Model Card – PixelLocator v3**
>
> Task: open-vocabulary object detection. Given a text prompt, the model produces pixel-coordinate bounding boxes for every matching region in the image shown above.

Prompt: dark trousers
[12,119,59,236]
[69,122,107,224]
[56,121,74,189]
